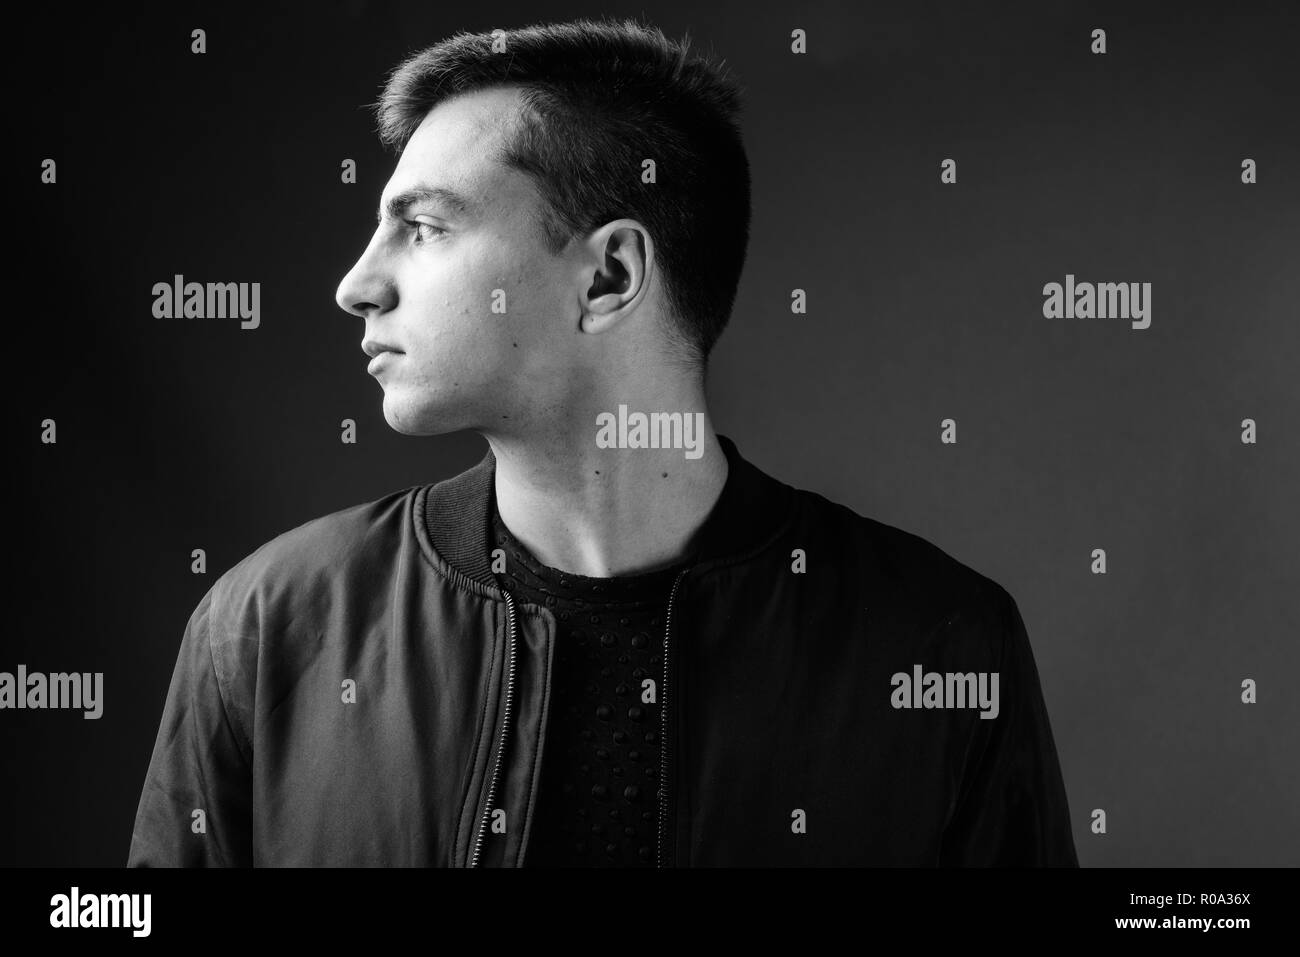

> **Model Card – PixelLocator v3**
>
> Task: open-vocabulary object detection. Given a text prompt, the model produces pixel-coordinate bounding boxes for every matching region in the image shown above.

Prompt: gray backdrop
[6,0,1297,866]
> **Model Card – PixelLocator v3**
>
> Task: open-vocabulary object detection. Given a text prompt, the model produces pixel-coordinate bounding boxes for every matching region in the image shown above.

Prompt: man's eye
[410,220,446,244]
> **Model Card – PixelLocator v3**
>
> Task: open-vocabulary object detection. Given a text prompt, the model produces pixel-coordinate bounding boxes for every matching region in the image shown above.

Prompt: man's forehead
[386,141,490,209]
[394,90,520,184]
[382,92,528,217]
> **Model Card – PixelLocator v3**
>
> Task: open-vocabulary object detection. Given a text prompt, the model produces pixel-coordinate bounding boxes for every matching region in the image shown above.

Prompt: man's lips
[362,340,403,376]
[366,351,402,375]
[361,339,403,359]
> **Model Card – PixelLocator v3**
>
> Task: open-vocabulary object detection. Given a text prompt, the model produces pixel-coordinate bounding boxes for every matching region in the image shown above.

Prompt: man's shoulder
[207,484,425,617]
[789,484,1013,624]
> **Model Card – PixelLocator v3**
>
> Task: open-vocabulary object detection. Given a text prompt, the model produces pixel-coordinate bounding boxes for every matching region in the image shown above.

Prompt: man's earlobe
[580,310,621,335]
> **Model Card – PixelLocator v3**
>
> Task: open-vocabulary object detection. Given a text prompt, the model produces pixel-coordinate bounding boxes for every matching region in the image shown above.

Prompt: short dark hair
[373,16,752,366]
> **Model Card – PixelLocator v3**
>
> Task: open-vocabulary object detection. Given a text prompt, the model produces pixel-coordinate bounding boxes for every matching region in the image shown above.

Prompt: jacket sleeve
[938,588,1079,866]
[128,585,254,866]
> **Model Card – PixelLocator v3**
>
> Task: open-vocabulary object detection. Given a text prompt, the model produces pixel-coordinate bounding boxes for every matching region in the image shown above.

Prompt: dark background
[5,0,1298,866]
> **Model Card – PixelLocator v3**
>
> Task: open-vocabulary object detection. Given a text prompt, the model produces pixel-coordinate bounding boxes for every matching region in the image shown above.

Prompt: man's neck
[484,413,728,578]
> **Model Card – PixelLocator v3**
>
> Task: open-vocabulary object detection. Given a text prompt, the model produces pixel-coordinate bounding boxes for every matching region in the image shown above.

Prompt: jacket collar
[423,433,794,596]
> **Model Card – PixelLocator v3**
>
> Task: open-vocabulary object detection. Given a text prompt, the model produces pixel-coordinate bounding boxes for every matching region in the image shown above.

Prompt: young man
[128,17,1077,867]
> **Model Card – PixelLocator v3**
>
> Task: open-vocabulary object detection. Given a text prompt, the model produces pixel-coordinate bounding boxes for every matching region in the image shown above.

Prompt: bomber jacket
[127,434,1079,867]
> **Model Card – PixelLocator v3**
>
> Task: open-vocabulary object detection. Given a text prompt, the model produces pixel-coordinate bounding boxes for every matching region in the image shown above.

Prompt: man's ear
[579,220,652,335]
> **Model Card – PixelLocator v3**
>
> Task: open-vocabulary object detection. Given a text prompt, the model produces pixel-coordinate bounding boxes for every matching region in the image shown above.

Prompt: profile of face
[335,86,595,436]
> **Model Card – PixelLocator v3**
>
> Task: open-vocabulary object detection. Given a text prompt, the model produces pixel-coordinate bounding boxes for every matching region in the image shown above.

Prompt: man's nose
[335,232,395,318]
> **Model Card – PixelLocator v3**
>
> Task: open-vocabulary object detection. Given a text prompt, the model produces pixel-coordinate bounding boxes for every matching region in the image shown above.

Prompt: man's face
[335,86,574,435]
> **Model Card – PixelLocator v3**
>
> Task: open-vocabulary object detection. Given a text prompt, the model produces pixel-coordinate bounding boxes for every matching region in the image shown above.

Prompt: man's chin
[381,396,460,437]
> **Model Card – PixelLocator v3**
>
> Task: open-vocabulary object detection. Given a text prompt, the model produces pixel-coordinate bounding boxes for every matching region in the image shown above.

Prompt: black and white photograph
[4,0,1297,941]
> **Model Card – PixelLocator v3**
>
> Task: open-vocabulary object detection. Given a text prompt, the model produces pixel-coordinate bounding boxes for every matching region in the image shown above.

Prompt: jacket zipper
[658,568,689,868]
[469,589,518,867]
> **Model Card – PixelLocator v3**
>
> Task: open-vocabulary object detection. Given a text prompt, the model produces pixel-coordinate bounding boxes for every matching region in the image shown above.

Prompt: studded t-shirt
[489,504,688,867]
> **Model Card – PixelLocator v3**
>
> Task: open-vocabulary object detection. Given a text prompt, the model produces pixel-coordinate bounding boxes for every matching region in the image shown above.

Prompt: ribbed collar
[423,434,794,597]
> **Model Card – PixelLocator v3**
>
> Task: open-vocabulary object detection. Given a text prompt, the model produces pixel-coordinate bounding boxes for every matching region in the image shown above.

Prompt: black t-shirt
[489,504,689,867]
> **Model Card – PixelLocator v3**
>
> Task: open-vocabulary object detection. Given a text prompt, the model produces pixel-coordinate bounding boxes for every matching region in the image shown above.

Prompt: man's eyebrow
[378,185,477,224]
